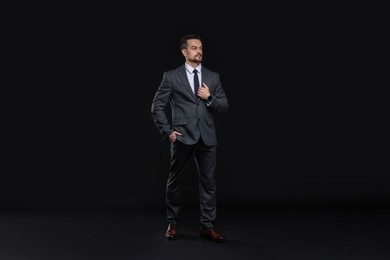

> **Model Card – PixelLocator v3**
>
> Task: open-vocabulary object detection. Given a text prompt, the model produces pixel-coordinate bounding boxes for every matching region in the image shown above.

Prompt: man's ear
[181,49,187,57]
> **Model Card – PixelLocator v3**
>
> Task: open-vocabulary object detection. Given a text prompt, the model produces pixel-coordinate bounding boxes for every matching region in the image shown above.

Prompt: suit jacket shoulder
[165,64,186,75]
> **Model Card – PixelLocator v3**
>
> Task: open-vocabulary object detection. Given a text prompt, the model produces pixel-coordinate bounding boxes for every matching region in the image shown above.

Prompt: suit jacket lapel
[201,68,210,90]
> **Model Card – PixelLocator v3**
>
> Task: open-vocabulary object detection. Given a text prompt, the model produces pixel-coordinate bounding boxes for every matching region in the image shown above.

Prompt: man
[151,34,229,242]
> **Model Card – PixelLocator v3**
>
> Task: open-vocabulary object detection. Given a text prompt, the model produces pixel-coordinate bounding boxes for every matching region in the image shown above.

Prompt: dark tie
[193,69,199,98]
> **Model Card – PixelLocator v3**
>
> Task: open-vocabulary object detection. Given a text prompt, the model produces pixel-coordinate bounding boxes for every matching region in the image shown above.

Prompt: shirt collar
[185,63,202,74]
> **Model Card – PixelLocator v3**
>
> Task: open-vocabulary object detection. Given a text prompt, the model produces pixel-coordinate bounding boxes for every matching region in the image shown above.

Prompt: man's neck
[186,61,201,69]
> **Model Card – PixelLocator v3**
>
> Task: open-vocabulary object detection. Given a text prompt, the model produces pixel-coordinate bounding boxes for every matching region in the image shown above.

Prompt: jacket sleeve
[207,73,229,114]
[151,72,172,140]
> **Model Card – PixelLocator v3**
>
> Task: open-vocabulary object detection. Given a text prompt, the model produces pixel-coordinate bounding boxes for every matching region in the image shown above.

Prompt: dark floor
[0,204,389,260]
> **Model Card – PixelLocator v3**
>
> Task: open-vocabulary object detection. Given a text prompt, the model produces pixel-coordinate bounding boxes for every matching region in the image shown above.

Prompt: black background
[3,4,387,210]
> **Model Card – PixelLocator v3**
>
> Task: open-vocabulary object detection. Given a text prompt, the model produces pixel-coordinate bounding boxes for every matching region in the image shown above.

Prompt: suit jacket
[151,64,229,146]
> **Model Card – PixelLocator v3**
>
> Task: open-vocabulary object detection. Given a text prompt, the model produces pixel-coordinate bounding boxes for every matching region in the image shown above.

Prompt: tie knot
[193,69,198,74]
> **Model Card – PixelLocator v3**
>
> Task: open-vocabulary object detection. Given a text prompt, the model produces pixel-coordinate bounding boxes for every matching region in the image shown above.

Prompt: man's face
[184,39,203,62]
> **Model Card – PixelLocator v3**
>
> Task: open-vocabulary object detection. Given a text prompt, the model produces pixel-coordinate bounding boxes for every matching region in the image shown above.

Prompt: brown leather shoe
[200,227,226,242]
[165,223,177,240]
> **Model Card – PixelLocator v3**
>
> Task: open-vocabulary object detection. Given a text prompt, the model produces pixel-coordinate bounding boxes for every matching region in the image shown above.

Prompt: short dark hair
[179,34,202,50]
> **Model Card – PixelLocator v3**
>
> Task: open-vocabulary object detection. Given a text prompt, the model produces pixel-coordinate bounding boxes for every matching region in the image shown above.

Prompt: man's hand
[197,82,211,100]
[169,131,182,143]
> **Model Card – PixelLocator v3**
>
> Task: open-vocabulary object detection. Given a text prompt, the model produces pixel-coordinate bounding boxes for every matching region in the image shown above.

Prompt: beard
[189,55,202,63]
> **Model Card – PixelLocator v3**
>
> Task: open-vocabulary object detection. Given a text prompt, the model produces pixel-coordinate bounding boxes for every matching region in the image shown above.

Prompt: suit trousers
[166,137,217,228]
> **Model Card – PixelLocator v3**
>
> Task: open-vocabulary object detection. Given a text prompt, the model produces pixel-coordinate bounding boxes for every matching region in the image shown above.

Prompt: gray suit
[151,64,229,228]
